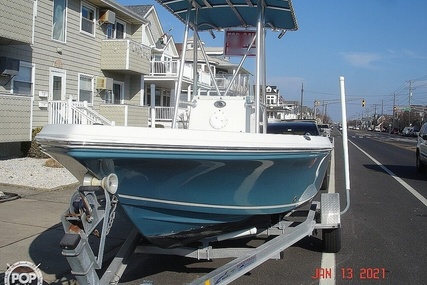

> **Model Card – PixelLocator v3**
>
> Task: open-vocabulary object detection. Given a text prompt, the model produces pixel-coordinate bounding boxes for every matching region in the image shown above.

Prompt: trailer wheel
[320,171,329,190]
[322,228,341,253]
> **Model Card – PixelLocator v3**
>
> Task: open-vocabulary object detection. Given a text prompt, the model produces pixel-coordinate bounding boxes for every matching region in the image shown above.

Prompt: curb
[0,192,20,203]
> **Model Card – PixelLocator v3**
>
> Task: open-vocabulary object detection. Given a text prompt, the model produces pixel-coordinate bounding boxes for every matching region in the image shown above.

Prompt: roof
[126,5,153,18]
[87,0,148,24]
[154,0,298,31]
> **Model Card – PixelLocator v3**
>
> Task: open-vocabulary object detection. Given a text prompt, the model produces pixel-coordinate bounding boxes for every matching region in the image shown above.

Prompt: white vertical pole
[340,76,351,214]
[150,83,155,128]
[255,0,264,133]
[172,3,192,129]
[140,75,145,106]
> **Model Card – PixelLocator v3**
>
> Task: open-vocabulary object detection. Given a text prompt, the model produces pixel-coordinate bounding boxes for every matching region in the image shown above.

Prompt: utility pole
[381,100,383,116]
[300,83,304,119]
[392,93,396,129]
[409,80,412,125]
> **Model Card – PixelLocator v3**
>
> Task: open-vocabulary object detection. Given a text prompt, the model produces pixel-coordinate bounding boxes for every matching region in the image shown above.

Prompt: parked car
[267,120,330,189]
[411,125,421,137]
[402,126,413,137]
[317,124,331,137]
[390,127,399,134]
[416,122,427,172]
[267,120,320,136]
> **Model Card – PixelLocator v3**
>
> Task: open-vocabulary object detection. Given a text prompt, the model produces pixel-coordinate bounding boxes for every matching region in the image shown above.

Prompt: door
[113,82,124,104]
[49,68,66,101]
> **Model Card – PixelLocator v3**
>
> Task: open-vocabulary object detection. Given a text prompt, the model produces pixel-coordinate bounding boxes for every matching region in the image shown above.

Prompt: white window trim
[80,1,96,37]
[11,61,35,97]
[115,19,126,39]
[52,0,67,43]
[78,73,94,105]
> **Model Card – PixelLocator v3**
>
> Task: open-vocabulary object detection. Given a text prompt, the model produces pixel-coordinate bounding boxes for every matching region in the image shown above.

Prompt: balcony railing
[148,60,211,86]
[150,61,178,76]
[215,74,250,96]
[155,106,174,121]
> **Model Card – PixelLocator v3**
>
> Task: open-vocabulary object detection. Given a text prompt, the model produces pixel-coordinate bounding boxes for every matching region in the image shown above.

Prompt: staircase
[48,99,115,125]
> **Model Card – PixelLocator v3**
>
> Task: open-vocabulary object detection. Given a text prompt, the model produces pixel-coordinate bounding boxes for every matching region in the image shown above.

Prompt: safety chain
[106,194,118,235]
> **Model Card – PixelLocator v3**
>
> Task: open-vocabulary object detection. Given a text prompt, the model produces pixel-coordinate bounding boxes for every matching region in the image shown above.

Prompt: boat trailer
[59,74,351,284]
[59,179,342,285]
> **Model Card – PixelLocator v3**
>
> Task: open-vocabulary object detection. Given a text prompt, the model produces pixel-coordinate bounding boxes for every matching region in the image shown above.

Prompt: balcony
[0,0,33,45]
[101,39,151,75]
[214,74,250,96]
[148,60,212,86]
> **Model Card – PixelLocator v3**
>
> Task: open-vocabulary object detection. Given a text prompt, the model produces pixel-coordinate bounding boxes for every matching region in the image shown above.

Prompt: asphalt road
[334,129,427,285]
[105,129,427,285]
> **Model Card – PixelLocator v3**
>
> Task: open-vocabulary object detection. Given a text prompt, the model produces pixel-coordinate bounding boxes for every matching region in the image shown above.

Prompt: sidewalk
[0,184,133,284]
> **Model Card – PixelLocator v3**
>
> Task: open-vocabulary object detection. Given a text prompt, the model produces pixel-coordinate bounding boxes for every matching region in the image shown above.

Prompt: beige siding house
[0,1,253,156]
[0,0,173,156]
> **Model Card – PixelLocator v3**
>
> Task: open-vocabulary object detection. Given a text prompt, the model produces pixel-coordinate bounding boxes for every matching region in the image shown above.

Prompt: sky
[120,0,427,122]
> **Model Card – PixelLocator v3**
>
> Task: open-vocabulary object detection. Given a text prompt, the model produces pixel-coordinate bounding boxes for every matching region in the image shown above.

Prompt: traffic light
[362,99,365,107]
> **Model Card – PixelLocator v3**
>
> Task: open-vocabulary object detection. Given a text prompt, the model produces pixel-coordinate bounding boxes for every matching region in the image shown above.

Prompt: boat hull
[37,125,332,248]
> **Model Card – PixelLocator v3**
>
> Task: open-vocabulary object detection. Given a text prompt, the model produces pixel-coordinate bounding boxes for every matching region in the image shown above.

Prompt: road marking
[319,147,336,285]
[350,140,427,207]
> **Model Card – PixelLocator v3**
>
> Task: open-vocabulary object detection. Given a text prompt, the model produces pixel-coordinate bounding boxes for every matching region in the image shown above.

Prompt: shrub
[27,127,49,158]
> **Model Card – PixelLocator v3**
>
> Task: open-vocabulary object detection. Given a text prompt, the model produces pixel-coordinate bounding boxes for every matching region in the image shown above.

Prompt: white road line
[319,147,336,285]
[350,140,427,207]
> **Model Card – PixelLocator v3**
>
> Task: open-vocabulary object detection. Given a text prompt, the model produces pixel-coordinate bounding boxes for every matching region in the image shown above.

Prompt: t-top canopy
[155,0,298,31]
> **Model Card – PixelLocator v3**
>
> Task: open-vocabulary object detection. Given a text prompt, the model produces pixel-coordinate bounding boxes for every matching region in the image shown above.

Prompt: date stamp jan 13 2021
[312,267,388,280]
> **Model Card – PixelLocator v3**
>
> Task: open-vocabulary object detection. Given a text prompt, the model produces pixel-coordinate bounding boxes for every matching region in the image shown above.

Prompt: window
[12,62,33,96]
[79,74,93,104]
[52,0,66,42]
[106,24,114,39]
[266,95,276,105]
[106,20,125,39]
[116,21,125,39]
[81,4,95,35]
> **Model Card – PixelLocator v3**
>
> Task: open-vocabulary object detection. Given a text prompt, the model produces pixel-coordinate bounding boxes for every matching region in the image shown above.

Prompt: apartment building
[0,0,177,154]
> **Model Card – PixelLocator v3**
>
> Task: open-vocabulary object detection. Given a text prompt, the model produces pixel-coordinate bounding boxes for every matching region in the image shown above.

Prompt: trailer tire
[322,228,341,253]
[320,171,329,190]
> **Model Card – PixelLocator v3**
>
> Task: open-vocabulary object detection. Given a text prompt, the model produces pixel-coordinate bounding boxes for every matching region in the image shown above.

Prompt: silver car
[416,122,427,172]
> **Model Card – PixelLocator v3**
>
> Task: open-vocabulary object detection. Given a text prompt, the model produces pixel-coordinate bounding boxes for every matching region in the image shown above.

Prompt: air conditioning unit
[96,76,113,90]
[99,10,116,24]
[0,57,20,76]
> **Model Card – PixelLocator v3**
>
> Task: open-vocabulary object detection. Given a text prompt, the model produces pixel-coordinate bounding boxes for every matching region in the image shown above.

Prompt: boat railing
[48,99,115,125]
